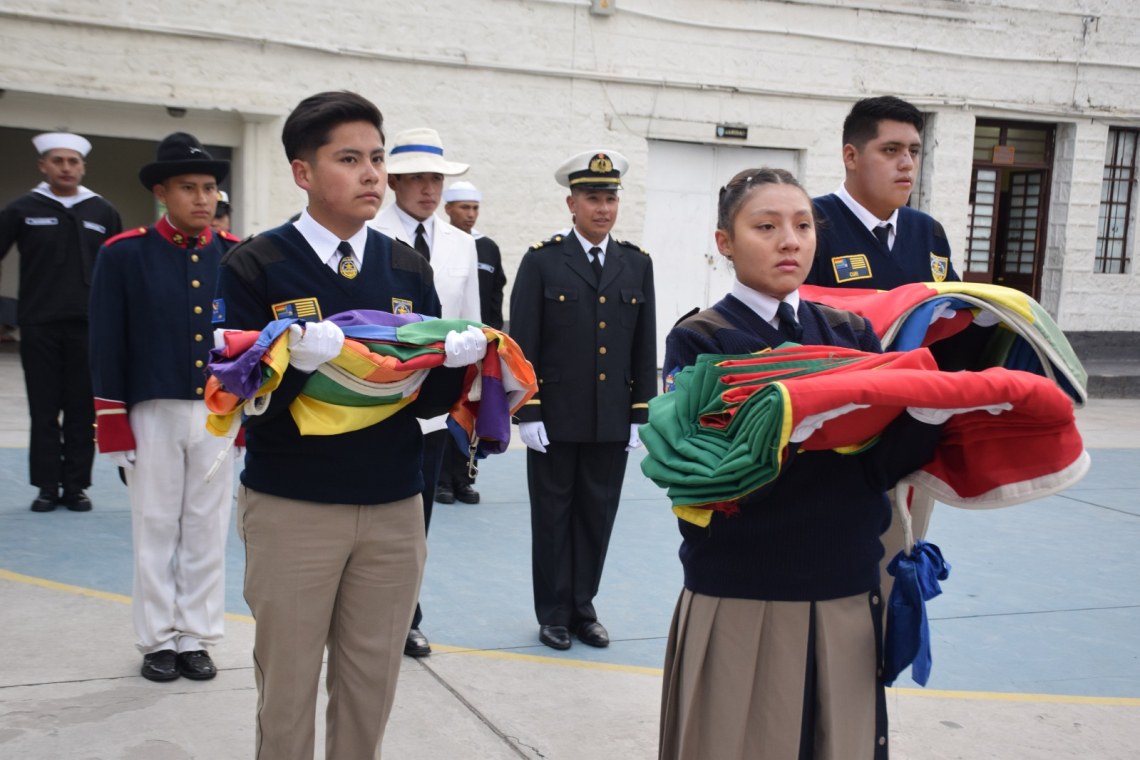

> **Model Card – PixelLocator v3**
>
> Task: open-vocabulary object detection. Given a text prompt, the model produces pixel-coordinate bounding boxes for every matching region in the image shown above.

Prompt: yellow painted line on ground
[5,568,1140,706]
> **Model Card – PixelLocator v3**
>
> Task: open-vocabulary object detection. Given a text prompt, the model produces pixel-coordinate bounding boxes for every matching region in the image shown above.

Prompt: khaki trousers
[237,487,426,760]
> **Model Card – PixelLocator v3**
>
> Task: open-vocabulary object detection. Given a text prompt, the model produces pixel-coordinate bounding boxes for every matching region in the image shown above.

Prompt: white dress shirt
[572,228,610,266]
[731,280,801,331]
[292,208,368,273]
[392,203,434,252]
[836,183,898,250]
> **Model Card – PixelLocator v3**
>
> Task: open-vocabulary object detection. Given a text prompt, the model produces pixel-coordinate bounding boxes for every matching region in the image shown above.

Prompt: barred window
[1096,128,1137,274]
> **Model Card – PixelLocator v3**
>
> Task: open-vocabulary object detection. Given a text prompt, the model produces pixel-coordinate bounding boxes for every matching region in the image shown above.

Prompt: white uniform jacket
[369,204,481,433]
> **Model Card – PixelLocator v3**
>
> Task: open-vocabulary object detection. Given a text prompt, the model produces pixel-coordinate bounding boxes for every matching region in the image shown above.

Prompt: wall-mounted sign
[993,145,1016,164]
[716,125,748,139]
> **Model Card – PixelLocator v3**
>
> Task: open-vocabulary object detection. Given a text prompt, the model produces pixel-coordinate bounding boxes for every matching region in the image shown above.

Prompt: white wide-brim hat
[33,132,92,157]
[387,128,469,176]
[443,181,482,203]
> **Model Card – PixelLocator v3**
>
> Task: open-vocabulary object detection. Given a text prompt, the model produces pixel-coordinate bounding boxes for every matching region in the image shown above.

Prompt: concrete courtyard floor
[1,348,1138,759]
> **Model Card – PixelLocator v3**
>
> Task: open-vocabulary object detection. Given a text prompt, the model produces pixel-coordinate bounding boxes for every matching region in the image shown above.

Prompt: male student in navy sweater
[214,91,487,760]
[807,95,959,290]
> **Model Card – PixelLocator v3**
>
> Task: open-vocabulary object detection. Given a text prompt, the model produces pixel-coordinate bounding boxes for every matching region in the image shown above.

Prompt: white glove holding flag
[626,423,643,452]
[907,403,1013,426]
[443,326,489,368]
[108,450,136,471]
[519,421,549,453]
[287,321,345,373]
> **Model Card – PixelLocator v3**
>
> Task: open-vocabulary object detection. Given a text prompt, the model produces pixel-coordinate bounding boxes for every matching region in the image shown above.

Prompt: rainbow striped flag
[205,310,536,458]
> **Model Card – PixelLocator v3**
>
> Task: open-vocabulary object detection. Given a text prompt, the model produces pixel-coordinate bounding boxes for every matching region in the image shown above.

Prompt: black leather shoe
[177,650,217,680]
[539,625,572,650]
[141,649,180,681]
[576,620,610,648]
[30,488,58,513]
[434,485,455,504]
[455,484,480,504]
[61,491,93,512]
[405,628,431,657]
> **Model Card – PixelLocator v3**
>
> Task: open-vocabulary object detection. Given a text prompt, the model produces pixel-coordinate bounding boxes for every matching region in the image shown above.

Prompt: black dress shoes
[405,628,431,657]
[177,650,217,680]
[539,625,572,650]
[434,485,456,504]
[141,649,180,681]
[30,488,58,512]
[454,484,480,504]
[576,620,610,648]
[61,491,93,512]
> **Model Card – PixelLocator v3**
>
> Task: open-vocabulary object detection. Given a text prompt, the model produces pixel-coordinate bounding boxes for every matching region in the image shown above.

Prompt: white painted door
[641,140,798,361]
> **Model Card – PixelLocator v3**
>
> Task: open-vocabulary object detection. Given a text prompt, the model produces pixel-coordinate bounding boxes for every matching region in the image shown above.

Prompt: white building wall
[0,0,1137,329]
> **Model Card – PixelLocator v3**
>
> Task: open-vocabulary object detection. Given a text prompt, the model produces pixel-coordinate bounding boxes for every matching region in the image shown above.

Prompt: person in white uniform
[367,127,480,657]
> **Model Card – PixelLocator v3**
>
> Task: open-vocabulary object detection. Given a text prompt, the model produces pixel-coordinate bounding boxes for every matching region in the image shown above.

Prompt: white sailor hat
[32,132,92,158]
[387,128,469,176]
[217,190,230,205]
[443,181,483,203]
[555,150,628,190]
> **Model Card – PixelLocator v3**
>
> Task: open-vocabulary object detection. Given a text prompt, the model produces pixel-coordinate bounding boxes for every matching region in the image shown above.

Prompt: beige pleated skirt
[658,588,888,760]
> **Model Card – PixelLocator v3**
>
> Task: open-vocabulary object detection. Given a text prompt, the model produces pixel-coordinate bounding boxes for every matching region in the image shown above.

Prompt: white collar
[471,229,485,240]
[33,181,98,209]
[731,280,800,328]
[836,183,899,234]
[293,208,369,265]
[392,202,435,244]
[572,228,610,256]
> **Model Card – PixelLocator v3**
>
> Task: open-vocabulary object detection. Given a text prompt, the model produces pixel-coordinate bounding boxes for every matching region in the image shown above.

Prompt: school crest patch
[930,254,949,283]
[831,254,873,283]
[211,299,226,324]
[272,298,322,321]
[392,298,413,315]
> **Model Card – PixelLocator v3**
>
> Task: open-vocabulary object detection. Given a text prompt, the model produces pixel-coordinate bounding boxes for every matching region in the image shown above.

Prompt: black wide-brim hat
[138,132,230,190]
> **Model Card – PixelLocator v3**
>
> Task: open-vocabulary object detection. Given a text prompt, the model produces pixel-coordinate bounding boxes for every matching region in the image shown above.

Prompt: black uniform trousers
[19,320,95,493]
[438,438,475,489]
[411,428,449,630]
[528,440,628,627]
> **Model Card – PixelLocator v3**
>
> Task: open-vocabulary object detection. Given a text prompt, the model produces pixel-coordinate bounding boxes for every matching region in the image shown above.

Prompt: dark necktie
[414,223,430,261]
[589,246,604,284]
[186,236,197,250]
[873,223,892,248]
[336,241,358,279]
[776,301,803,343]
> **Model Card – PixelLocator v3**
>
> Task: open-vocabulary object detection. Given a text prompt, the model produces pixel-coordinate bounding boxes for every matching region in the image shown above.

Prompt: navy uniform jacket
[509,233,657,443]
[474,234,506,330]
[0,189,122,324]
[807,194,959,290]
[89,216,240,409]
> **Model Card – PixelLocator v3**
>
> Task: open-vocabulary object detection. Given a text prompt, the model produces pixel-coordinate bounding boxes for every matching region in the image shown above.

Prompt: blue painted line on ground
[1,447,1137,697]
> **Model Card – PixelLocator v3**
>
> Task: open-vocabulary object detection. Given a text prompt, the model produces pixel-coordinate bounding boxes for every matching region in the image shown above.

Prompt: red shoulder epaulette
[219,230,242,242]
[104,227,149,246]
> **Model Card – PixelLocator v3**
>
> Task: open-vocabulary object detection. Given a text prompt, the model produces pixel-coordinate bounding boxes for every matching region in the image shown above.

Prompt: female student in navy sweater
[658,168,946,760]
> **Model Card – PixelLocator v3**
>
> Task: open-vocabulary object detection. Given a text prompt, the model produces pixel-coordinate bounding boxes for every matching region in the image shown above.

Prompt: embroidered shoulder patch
[272,298,321,321]
[930,254,949,283]
[212,299,226,324]
[831,254,873,283]
[392,298,413,315]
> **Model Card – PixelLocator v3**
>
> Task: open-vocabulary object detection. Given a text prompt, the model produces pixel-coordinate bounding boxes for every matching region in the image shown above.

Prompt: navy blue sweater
[807,194,959,289]
[215,223,464,505]
[663,294,943,601]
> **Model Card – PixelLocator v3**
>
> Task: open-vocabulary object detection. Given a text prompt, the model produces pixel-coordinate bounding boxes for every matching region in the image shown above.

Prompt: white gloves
[519,421,549,453]
[108,450,136,470]
[443,326,489,368]
[287,321,345,373]
[626,423,643,452]
[234,446,246,461]
[907,403,1012,426]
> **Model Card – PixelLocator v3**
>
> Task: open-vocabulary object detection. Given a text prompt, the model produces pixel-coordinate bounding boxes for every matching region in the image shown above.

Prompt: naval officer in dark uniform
[509,150,657,651]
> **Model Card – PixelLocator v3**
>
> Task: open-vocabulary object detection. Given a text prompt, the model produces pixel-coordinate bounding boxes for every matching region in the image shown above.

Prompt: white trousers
[126,399,235,654]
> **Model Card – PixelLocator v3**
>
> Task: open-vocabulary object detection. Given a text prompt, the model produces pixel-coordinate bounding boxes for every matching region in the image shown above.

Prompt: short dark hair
[842,96,924,150]
[281,91,384,162]
[716,167,813,236]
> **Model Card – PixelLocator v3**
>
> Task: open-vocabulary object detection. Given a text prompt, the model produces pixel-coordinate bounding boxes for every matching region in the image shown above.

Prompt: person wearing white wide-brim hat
[367,127,481,659]
[0,131,122,514]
